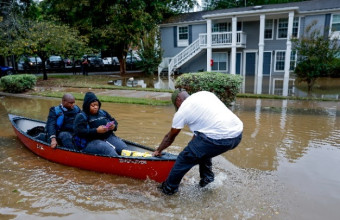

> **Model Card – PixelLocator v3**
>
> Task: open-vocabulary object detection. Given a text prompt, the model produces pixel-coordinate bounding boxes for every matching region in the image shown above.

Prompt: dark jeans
[58,131,77,150]
[83,134,128,156]
[165,132,242,191]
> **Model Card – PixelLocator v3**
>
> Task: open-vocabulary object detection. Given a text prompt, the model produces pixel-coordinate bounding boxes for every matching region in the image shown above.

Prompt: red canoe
[9,114,177,182]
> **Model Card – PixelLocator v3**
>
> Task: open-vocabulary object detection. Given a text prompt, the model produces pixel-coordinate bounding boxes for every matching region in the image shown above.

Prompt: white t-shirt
[172,91,243,139]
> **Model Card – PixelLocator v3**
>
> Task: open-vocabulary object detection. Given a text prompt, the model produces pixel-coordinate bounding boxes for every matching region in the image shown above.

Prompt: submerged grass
[36,75,173,93]
[14,74,338,103]
[30,91,171,106]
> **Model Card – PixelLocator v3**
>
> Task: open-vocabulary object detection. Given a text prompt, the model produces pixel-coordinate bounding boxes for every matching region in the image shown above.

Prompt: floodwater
[112,75,340,100]
[0,95,339,220]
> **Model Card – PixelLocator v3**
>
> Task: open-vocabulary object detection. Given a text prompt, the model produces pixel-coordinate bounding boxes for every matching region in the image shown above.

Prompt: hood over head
[82,92,101,114]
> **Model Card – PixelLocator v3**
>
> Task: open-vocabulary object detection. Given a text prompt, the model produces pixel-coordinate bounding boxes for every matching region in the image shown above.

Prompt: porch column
[283,11,294,96]
[231,16,237,74]
[207,19,212,72]
[256,14,265,94]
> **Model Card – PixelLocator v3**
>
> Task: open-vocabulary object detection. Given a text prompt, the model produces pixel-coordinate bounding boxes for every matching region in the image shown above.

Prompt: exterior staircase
[158,38,202,76]
[158,31,247,76]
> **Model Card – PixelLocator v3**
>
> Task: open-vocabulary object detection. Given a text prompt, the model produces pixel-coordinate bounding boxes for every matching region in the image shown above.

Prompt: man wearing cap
[153,90,243,195]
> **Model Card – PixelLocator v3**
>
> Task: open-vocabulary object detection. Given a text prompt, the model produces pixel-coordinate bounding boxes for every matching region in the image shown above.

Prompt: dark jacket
[46,105,80,139]
[73,92,118,141]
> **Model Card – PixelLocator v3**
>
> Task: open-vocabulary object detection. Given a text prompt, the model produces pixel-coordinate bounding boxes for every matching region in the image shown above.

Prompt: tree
[291,21,340,92]
[10,20,89,80]
[40,0,197,74]
[137,26,163,75]
[202,0,307,10]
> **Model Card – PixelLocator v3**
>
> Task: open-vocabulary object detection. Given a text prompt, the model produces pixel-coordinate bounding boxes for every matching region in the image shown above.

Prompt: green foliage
[175,72,243,106]
[137,27,163,75]
[0,74,37,93]
[329,58,340,78]
[40,0,196,74]
[203,0,307,10]
[292,21,340,91]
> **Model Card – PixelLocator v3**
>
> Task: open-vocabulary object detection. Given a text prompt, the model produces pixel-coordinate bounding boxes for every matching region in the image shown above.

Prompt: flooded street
[0,95,339,220]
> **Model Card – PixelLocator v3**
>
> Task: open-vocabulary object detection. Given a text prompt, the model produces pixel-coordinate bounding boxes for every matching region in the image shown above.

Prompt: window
[331,14,340,31]
[332,14,340,31]
[212,22,242,32]
[292,17,299,38]
[275,51,285,71]
[237,22,242,31]
[275,51,297,71]
[290,51,297,71]
[212,23,229,32]
[265,19,273,39]
[178,26,188,40]
[212,53,228,72]
[177,26,188,47]
[277,18,288,39]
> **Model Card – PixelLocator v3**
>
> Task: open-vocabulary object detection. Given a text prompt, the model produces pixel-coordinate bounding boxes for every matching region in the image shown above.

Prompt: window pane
[290,51,296,70]
[212,63,218,70]
[178,26,188,40]
[292,17,299,37]
[219,62,227,70]
[332,23,340,31]
[179,27,188,33]
[179,33,188,40]
[237,22,242,31]
[278,18,288,38]
[220,53,227,61]
[333,15,340,23]
[276,51,285,71]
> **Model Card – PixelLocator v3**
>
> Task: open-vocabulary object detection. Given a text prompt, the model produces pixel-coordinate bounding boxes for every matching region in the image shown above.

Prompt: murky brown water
[0,95,339,220]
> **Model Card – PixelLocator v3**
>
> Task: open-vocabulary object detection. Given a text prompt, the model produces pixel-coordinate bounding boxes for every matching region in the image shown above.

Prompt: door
[236,52,241,75]
[245,52,256,93]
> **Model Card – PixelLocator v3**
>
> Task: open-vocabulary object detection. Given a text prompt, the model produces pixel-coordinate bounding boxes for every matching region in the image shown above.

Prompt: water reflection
[109,74,340,99]
[108,76,175,90]
[0,96,339,219]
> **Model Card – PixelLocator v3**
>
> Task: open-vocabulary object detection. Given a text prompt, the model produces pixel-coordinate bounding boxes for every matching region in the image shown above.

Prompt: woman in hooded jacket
[73,92,128,156]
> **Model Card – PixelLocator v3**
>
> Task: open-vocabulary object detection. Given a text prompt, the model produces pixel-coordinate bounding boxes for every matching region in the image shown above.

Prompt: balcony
[199,31,247,48]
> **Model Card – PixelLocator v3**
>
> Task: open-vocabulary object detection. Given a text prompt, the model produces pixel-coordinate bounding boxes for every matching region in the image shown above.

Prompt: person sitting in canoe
[46,93,80,150]
[73,92,128,156]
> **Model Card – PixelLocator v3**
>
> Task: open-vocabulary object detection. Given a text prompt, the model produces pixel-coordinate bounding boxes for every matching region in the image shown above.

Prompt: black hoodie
[73,92,118,141]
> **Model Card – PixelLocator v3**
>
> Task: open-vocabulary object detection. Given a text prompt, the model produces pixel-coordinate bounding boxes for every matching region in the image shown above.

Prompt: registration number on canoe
[119,158,147,165]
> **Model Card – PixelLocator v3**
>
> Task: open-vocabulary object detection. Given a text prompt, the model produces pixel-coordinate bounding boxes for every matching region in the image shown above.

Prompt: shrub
[175,72,243,106]
[0,74,37,93]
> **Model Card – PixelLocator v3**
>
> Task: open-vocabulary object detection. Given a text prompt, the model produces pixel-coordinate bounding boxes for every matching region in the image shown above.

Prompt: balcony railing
[199,31,247,47]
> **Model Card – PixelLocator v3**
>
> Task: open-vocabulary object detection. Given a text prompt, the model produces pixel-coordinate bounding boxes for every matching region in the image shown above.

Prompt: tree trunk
[41,58,48,80]
[119,59,126,74]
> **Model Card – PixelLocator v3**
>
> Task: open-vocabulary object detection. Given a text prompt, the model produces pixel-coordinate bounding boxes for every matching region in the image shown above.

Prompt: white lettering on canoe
[119,159,147,165]
[36,144,44,150]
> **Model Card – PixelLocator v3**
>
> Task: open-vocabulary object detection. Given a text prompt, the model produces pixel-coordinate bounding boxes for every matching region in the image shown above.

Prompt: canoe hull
[10,114,176,182]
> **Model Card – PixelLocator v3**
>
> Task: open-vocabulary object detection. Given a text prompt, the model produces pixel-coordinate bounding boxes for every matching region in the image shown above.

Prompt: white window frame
[212,22,242,32]
[263,50,272,76]
[330,14,340,39]
[177,26,189,47]
[275,50,285,72]
[290,50,297,71]
[212,52,228,72]
[277,18,288,39]
[292,17,300,38]
[264,19,274,40]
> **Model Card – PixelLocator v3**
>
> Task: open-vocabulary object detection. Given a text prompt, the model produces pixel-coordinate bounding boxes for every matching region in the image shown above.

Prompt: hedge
[0,74,37,93]
[175,72,243,106]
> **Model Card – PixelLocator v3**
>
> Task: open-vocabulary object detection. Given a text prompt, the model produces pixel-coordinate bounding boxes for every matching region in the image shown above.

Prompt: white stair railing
[168,38,202,76]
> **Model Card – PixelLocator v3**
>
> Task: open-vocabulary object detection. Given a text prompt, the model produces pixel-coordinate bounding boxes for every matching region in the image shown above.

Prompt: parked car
[102,57,119,65]
[0,65,15,77]
[46,55,64,70]
[17,56,42,72]
[85,55,104,69]
[126,55,141,70]
[64,58,82,69]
